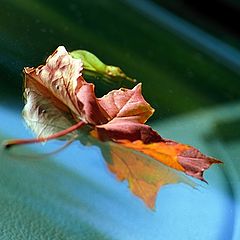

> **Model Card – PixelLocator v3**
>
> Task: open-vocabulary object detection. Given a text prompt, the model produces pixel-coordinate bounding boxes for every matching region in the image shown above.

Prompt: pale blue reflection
[0,106,234,240]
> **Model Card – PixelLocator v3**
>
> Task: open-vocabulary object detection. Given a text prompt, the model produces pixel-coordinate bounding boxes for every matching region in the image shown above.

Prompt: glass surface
[0,1,239,239]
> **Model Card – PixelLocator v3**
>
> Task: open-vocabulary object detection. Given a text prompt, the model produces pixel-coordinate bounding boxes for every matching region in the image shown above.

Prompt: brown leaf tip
[178,148,222,182]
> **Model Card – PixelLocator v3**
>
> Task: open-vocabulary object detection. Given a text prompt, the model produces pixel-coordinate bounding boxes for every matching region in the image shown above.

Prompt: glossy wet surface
[0,1,240,239]
[0,103,239,240]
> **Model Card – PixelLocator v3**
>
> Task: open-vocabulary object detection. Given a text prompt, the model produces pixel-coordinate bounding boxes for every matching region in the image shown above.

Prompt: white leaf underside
[22,89,77,139]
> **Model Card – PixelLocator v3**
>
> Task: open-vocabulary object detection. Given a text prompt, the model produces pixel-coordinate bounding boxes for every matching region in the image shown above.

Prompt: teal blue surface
[0,103,239,240]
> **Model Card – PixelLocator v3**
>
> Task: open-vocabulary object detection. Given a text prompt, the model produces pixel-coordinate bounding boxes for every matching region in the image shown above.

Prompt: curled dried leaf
[4,46,222,209]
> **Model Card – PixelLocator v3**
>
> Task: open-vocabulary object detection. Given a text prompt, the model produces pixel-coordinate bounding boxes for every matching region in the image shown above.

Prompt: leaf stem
[3,121,86,149]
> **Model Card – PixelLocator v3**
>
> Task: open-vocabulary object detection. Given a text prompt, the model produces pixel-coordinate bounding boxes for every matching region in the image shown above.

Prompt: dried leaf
[92,83,162,143]
[98,83,154,123]
[4,46,222,209]
[23,89,76,139]
[24,46,84,117]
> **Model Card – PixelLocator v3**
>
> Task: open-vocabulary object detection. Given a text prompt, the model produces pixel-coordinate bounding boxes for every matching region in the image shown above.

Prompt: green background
[1,0,240,119]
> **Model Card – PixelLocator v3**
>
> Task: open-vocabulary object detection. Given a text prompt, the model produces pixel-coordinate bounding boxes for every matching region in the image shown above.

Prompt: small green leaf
[70,50,136,87]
